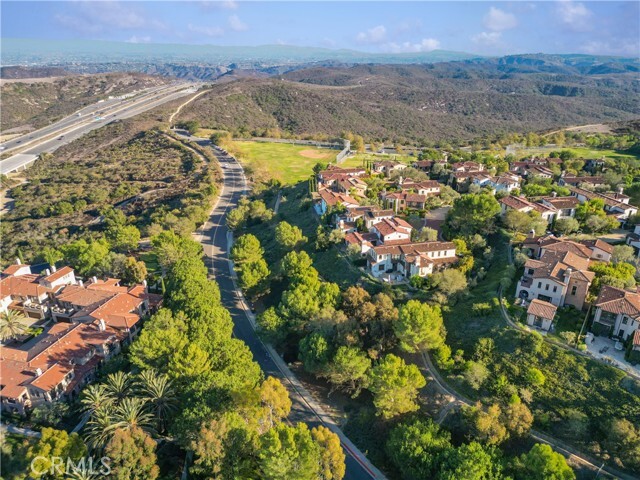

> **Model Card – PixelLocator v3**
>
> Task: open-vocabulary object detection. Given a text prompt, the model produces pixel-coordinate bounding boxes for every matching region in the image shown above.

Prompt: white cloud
[199,1,238,9]
[384,38,441,53]
[483,7,517,32]
[188,23,224,37]
[356,25,387,45]
[54,1,165,33]
[228,14,248,31]
[581,40,639,56]
[556,0,593,31]
[472,31,502,46]
[127,36,152,44]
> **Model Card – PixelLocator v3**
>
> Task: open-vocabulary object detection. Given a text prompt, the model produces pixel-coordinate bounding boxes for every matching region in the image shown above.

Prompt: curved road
[183,132,385,480]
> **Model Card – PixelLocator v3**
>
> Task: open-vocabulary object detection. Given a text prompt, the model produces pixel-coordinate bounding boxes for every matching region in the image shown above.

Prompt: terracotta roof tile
[527,299,558,320]
[595,285,640,318]
[42,266,74,284]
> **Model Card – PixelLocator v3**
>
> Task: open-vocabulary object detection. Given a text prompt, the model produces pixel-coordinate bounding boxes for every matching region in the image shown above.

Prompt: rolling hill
[0,72,170,132]
[175,61,639,143]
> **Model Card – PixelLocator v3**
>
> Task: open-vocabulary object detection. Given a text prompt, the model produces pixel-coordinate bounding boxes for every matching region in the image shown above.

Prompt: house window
[378,265,385,272]
[571,285,577,295]
[538,282,542,288]
[545,284,549,291]
[597,254,602,259]
[622,317,629,325]
[528,269,534,275]
[553,286,557,293]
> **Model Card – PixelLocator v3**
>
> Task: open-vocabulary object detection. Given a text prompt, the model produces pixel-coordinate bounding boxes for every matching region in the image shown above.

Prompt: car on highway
[0,146,5,151]
[58,136,64,140]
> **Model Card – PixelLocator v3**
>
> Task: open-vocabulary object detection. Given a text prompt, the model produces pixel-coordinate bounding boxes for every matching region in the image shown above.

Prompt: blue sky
[2,1,638,56]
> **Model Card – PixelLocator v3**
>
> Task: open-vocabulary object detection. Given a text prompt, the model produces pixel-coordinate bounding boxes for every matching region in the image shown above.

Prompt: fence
[335,139,351,164]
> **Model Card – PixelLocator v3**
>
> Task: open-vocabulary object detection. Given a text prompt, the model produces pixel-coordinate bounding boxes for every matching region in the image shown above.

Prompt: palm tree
[0,310,29,342]
[80,384,114,415]
[103,371,131,402]
[108,397,156,436]
[136,369,178,433]
[84,408,114,450]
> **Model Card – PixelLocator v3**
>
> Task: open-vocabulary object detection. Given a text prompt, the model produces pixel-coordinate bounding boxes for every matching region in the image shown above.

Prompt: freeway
[0,84,199,174]
[0,83,184,154]
[181,132,385,480]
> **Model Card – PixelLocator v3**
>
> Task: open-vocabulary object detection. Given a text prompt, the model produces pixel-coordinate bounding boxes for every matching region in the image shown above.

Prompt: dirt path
[168,88,210,126]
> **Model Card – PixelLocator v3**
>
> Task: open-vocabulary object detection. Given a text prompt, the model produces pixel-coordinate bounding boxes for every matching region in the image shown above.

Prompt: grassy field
[512,146,640,162]
[230,141,338,184]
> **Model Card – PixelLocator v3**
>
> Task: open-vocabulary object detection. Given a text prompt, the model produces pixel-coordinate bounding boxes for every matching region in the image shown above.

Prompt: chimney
[52,265,57,273]
[564,267,573,283]
[35,368,43,377]
[551,191,557,198]
[92,276,98,284]
[15,258,21,265]
[528,229,536,239]
[618,186,624,195]
[78,279,83,287]
[97,319,106,331]
[45,269,51,276]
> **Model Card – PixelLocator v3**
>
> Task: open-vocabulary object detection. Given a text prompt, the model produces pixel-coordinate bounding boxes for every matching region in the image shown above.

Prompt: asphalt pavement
[0,84,198,174]
[187,134,385,480]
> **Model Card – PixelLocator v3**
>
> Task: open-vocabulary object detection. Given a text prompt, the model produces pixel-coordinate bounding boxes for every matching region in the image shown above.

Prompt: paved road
[0,84,199,174]
[0,84,172,152]
[183,133,385,480]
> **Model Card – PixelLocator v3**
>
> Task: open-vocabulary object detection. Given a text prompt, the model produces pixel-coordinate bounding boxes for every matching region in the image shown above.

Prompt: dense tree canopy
[368,354,426,419]
[445,193,501,239]
[395,300,445,353]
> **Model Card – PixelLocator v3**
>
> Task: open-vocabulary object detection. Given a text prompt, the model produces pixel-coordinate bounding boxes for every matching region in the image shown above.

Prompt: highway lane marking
[1,84,180,154]
[1,84,191,158]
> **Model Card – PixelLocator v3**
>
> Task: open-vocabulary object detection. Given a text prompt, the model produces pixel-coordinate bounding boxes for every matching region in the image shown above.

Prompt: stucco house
[368,241,457,280]
[592,285,640,340]
[526,299,558,331]
[516,247,594,310]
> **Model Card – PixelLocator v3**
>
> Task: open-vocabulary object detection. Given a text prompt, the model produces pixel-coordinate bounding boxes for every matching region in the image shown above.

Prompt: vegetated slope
[0,65,71,79]
[178,61,639,143]
[0,72,169,131]
[0,117,214,264]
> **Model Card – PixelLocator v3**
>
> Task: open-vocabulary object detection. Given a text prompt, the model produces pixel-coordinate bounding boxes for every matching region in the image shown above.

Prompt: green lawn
[231,141,338,184]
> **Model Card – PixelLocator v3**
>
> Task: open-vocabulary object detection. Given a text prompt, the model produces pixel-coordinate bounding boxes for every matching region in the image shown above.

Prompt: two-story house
[568,186,638,225]
[368,241,456,280]
[516,248,594,310]
[371,160,407,177]
[370,218,413,244]
[592,285,640,340]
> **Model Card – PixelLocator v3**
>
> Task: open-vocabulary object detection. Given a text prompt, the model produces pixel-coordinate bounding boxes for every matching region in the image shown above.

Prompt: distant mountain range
[1,38,481,67]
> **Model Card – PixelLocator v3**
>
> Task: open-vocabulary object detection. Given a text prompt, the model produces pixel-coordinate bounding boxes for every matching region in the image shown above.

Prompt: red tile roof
[595,285,640,318]
[2,264,30,276]
[30,363,73,392]
[527,299,558,320]
[42,266,74,284]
